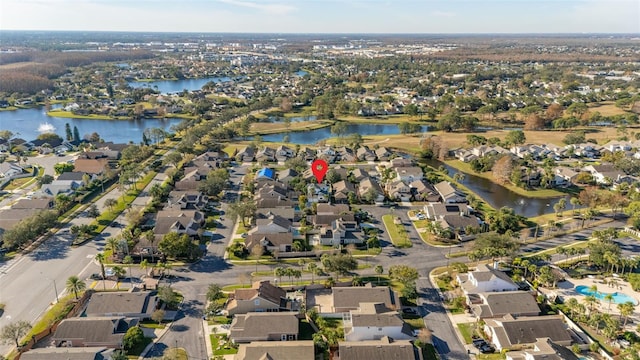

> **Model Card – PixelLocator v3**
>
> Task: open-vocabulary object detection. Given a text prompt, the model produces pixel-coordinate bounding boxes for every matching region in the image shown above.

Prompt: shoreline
[45,110,196,121]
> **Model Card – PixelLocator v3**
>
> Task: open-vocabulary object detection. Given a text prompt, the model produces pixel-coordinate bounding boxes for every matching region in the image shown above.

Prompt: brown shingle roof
[73,158,109,174]
[235,341,315,360]
[230,313,298,341]
[338,337,422,360]
[332,285,396,312]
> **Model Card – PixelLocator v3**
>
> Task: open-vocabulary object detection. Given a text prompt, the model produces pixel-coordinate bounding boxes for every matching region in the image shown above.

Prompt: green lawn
[382,214,412,248]
[125,337,152,357]
[478,354,506,360]
[457,323,475,344]
[24,294,79,343]
[211,334,238,355]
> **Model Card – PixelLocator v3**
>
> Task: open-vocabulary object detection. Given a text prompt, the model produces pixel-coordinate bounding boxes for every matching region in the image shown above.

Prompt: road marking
[87,254,94,258]
[90,281,97,289]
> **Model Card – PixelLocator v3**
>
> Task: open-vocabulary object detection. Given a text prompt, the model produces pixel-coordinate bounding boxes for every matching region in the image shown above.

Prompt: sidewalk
[428,270,479,359]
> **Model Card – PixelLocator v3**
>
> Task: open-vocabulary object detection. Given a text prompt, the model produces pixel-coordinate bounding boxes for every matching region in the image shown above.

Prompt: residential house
[275,145,295,162]
[0,163,24,178]
[333,180,355,203]
[229,312,299,343]
[40,176,83,196]
[409,180,439,202]
[469,291,540,319]
[298,147,316,161]
[329,284,398,313]
[0,209,44,233]
[52,317,137,348]
[19,347,115,360]
[249,215,291,234]
[394,167,423,182]
[245,233,294,253]
[153,209,205,240]
[277,168,298,184]
[389,158,414,168]
[434,181,467,203]
[338,337,423,360]
[234,341,315,360]
[255,208,296,222]
[317,146,337,163]
[236,147,255,162]
[317,203,350,216]
[386,180,412,201]
[583,164,626,185]
[554,167,579,186]
[472,145,508,158]
[358,178,385,203]
[453,148,478,163]
[423,203,468,220]
[330,165,350,181]
[483,315,572,351]
[167,190,208,210]
[343,303,414,341]
[84,291,158,319]
[256,168,276,181]
[337,147,357,163]
[73,158,109,175]
[307,183,330,203]
[225,280,289,316]
[351,168,369,182]
[505,337,579,360]
[375,147,393,161]
[456,264,518,296]
[356,146,377,161]
[12,198,54,210]
[256,147,276,163]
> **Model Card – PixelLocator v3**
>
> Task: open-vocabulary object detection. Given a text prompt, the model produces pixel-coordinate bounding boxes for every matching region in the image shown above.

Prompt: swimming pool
[575,285,638,305]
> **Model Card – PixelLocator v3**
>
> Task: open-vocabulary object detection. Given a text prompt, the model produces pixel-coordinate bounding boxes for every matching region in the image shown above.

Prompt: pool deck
[547,276,640,331]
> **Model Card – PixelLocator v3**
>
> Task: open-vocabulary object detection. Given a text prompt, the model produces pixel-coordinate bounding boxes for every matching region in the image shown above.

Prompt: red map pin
[311,159,328,183]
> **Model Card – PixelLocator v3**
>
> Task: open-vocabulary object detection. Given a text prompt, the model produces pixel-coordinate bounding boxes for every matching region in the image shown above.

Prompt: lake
[0,107,182,144]
[424,159,573,217]
[255,123,429,144]
[127,76,232,94]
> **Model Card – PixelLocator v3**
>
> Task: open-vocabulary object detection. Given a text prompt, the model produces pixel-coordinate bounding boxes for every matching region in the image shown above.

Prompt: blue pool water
[575,285,638,305]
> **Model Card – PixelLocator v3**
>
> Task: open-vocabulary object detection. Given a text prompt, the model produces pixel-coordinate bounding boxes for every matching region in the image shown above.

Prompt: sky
[1,0,639,34]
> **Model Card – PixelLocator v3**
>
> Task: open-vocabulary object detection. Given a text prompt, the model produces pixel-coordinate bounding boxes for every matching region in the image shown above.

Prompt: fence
[14,290,94,359]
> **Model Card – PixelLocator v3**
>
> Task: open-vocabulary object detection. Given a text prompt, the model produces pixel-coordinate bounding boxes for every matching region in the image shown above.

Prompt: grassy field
[211,334,238,355]
[588,101,631,116]
[250,119,333,135]
[382,214,412,248]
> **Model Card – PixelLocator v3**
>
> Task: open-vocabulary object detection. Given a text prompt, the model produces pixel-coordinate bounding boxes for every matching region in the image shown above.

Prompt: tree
[151,309,165,325]
[388,265,419,285]
[86,204,100,219]
[207,284,223,302]
[95,253,107,290]
[0,320,32,347]
[157,286,178,307]
[158,232,197,259]
[198,169,230,197]
[505,130,526,146]
[320,253,358,277]
[492,156,514,184]
[330,122,348,137]
[486,207,522,234]
[122,326,145,350]
[111,351,128,360]
[104,198,118,212]
[375,265,384,285]
[227,199,257,227]
[307,262,319,284]
[65,275,86,299]
[65,123,73,141]
[123,255,134,280]
[618,301,635,327]
[53,162,74,175]
[471,232,519,260]
[73,126,81,142]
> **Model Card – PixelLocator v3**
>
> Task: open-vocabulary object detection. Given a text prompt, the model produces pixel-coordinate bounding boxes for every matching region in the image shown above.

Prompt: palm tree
[307,263,318,284]
[112,266,126,289]
[106,237,119,254]
[604,293,614,312]
[570,197,580,215]
[123,255,134,281]
[95,253,107,290]
[566,297,579,319]
[618,301,635,327]
[375,265,384,285]
[274,267,286,284]
[140,259,149,277]
[583,295,599,315]
[66,275,86,299]
[104,198,118,212]
[453,172,465,184]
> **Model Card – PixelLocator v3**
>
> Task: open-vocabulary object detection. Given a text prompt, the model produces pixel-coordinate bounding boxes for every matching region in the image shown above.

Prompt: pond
[423,159,572,218]
[255,123,429,144]
[0,107,182,144]
[127,76,232,94]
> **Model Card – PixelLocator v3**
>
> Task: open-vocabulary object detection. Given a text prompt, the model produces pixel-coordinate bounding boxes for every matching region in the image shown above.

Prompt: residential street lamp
[41,272,59,303]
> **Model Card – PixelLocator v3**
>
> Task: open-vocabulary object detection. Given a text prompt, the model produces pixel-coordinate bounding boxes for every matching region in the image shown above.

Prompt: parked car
[472,338,488,349]
[402,307,417,315]
[479,345,495,354]
[89,273,103,280]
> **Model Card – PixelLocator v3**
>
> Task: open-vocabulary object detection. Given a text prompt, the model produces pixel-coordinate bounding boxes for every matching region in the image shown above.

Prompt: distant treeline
[422,47,634,63]
[0,50,154,94]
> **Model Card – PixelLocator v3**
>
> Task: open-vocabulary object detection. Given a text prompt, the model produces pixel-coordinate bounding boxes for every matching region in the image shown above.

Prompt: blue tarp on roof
[256,168,275,179]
